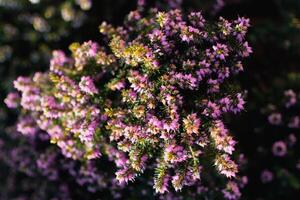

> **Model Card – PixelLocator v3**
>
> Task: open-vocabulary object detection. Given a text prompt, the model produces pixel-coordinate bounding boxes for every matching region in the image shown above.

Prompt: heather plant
[101,9,251,193]
[3,0,300,199]
[6,8,251,198]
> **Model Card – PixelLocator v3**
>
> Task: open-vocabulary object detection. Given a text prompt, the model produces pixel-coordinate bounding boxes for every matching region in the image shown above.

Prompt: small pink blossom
[79,76,99,95]
[272,141,287,157]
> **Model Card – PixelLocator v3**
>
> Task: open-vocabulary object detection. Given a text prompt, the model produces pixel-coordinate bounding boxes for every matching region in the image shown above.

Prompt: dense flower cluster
[6,9,251,196]
[103,9,251,193]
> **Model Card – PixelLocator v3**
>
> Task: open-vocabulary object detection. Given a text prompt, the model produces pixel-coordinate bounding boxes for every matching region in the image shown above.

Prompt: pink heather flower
[288,116,300,128]
[261,169,273,183]
[164,144,187,164]
[217,67,230,81]
[180,26,199,43]
[148,29,163,41]
[51,50,68,66]
[86,148,101,160]
[188,12,205,28]
[215,154,238,178]
[82,40,98,57]
[79,120,99,143]
[132,154,148,171]
[218,17,232,36]
[13,76,32,92]
[147,115,163,135]
[47,125,64,142]
[234,61,244,73]
[240,41,252,57]
[74,41,99,70]
[213,43,229,60]
[203,101,221,119]
[128,71,149,93]
[58,139,84,160]
[162,117,180,135]
[219,97,231,112]
[79,76,99,95]
[284,89,297,108]
[4,92,20,108]
[17,116,38,136]
[173,73,198,89]
[116,166,136,184]
[231,93,245,114]
[196,67,211,82]
[36,117,52,131]
[207,79,220,93]
[222,181,241,200]
[171,173,184,191]
[187,165,202,182]
[235,17,250,30]
[268,113,282,125]
[183,113,201,135]
[123,125,145,142]
[50,50,71,75]
[20,91,41,111]
[233,17,250,42]
[288,134,297,146]
[154,174,170,194]
[211,121,236,154]
[272,141,287,157]
[108,80,125,91]
[114,152,128,168]
[41,96,64,119]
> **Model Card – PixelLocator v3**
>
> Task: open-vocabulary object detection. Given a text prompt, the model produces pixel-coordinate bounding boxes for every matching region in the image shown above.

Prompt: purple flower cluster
[103,9,251,193]
[6,9,251,196]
